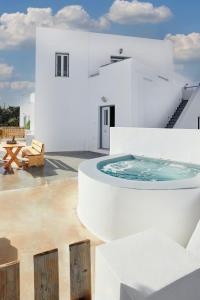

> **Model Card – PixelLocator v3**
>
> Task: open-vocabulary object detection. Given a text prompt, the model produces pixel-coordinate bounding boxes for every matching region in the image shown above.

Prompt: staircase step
[165,99,188,128]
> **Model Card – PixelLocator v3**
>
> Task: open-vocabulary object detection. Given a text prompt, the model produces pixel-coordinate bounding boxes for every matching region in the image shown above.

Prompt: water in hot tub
[98,155,200,182]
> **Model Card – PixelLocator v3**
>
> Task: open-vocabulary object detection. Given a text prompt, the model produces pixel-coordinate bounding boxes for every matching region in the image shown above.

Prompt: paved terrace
[0,151,104,191]
[0,150,106,299]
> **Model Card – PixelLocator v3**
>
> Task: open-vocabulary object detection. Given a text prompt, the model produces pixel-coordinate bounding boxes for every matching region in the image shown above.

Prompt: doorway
[100,105,115,149]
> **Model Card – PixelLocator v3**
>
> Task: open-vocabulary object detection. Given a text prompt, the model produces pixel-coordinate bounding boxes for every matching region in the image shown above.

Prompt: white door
[101,106,110,149]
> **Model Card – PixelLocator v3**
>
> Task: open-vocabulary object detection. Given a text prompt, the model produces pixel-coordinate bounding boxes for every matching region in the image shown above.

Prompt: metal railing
[185,84,200,89]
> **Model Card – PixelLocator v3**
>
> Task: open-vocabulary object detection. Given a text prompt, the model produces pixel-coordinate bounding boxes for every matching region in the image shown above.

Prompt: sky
[0,0,200,106]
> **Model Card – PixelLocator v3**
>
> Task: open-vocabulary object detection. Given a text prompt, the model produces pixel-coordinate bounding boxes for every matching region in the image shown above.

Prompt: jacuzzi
[78,154,200,246]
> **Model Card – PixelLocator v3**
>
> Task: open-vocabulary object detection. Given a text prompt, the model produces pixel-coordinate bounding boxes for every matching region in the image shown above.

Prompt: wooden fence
[0,240,91,300]
[0,127,25,139]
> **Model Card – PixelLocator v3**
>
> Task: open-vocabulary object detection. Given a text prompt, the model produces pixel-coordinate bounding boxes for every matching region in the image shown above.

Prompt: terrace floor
[0,178,102,300]
[0,151,104,191]
[0,151,106,299]
[0,149,106,300]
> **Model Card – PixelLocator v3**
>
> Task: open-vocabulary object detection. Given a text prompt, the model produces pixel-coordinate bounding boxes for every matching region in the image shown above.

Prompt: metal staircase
[165,99,188,128]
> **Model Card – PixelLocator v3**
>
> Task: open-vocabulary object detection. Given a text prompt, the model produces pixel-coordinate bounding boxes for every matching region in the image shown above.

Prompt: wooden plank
[32,140,43,149]
[32,144,42,153]
[34,249,59,300]
[0,261,20,300]
[32,139,43,147]
[69,240,91,300]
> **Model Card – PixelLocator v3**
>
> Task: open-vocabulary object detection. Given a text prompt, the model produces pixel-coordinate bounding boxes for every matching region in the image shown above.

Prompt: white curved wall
[78,156,200,246]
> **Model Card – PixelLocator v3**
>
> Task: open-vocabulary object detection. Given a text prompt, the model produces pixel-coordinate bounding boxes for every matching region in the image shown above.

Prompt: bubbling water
[98,155,200,182]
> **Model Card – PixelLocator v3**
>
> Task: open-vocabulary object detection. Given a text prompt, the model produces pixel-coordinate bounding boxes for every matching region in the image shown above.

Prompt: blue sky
[0,0,200,106]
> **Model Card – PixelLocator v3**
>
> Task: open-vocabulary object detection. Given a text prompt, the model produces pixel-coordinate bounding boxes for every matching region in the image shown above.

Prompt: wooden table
[1,142,26,171]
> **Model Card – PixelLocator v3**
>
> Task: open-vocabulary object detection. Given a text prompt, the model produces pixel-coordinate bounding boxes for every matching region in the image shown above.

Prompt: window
[55,53,69,77]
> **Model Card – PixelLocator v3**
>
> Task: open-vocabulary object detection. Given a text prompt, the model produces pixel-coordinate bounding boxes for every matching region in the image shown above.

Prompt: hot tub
[78,154,200,246]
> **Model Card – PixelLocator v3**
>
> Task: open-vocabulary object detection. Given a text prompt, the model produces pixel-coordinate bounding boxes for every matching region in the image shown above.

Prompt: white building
[35,27,198,152]
[20,93,35,133]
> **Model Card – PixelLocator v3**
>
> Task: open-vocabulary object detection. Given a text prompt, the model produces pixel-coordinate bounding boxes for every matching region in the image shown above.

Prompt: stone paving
[0,151,104,191]
[0,178,102,300]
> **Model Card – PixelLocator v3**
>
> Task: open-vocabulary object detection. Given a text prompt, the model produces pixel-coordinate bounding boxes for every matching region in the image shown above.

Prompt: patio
[0,178,102,299]
[0,151,104,191]
[0,148,105,299]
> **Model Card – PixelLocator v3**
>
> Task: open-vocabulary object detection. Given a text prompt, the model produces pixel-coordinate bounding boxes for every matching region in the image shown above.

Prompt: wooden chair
[22,139,45,167]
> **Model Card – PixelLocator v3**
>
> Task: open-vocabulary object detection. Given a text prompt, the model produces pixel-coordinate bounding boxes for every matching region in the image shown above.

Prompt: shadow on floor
[25,158,77,178]
[0,238,18,265]
[0,151,105,191]
[46,151,106,159]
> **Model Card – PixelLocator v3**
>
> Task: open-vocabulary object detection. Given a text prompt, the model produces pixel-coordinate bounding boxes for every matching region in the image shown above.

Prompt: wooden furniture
[0,127,25,139]
[22,139,45,167]
[1,142,26,171]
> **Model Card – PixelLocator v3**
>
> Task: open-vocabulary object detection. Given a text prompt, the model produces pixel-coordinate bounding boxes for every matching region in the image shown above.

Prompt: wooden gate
[0,240,91,300]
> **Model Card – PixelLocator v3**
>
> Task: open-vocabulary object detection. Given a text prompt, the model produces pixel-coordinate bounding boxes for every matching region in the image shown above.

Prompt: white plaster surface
[187,219,200,261]
[78,128,200,244]
[35,28,188,152]
[110,127,200,164]
[78,155,200,245]
[95,229,200,300]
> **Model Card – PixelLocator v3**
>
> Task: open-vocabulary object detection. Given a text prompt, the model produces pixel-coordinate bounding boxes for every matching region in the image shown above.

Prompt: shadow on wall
[0,238,18,265]
[120,283,153,299]
[120,269,200,300]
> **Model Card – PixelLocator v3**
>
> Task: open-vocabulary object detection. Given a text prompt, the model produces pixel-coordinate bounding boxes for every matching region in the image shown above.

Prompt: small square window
[55,53,69,77]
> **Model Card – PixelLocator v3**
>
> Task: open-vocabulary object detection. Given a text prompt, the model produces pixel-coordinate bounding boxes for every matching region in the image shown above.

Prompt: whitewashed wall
[35,28,177,152]
[110,127,200,164]
[35,28,188,152]
[132,61,185,128]
[88,59,133,152]
[88,59,187,152]
[88,32,174,78]
[35,28,90,152]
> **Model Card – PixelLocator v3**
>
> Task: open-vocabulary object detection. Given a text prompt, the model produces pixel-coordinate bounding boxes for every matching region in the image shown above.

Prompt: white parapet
[110,127,200,165]
[95,229,200,300]
[187,219,200,261]
[78,154,200,245]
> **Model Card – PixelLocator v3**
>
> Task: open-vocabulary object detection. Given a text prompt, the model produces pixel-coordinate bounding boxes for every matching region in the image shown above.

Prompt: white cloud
[0,63,14,78]
[0,81,34,90]
[0,2,173,50]
[0,8,53,49]
[54,5,109,30]
[0,6,108,50]
[106,0,172,25]
[166,33,200,61]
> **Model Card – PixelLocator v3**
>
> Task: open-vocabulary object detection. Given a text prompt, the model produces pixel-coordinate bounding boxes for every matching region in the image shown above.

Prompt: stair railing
[185,84,200,89]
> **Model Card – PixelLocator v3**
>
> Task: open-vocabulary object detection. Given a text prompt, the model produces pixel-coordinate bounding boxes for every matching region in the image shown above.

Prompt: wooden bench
[22,139,45,167]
